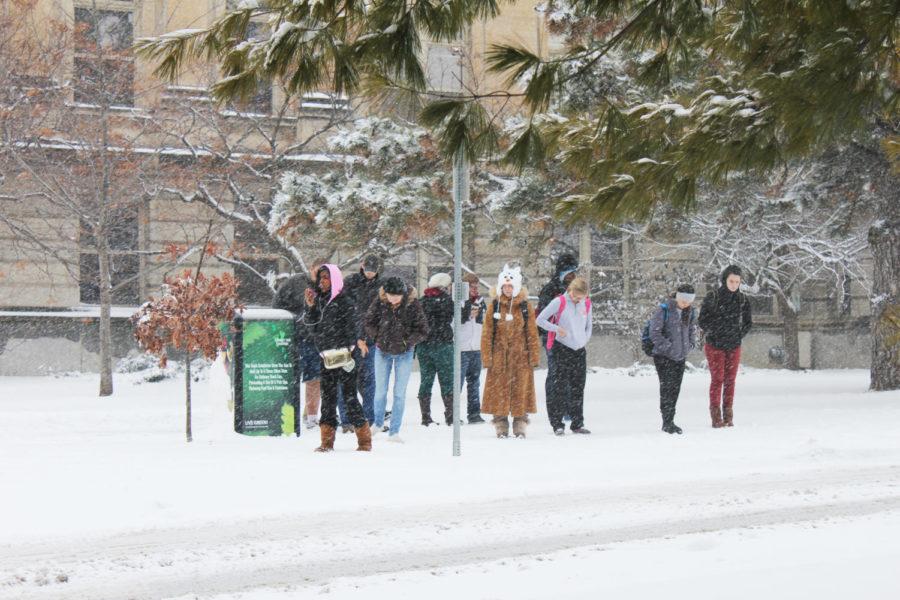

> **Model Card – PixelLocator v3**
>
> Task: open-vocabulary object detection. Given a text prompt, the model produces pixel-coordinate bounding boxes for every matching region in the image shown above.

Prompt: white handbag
[321,347,356,372]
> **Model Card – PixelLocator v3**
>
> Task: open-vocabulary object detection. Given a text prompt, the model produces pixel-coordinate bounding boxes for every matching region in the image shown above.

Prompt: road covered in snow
[1,367,898,599]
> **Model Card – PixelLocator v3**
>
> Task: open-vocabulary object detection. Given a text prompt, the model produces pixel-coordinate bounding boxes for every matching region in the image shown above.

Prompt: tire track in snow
[2,464,898,600]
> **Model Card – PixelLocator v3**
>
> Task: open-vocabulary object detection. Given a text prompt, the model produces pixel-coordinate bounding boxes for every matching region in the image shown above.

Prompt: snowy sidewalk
[0,368,898,599]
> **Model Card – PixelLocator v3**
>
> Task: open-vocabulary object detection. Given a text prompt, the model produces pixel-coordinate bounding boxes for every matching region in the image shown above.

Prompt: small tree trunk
[869,218,900,391]
[776,293,801,370]
[97,65,114,398]
[98,243,114,396]
[185,351,193,442]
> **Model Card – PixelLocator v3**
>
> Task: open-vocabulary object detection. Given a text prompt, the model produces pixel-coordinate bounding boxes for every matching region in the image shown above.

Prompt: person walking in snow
[302,264,372,452]
[460,272,487,424]
[343,254,383,425]
[364,277,429,442]
[481,265,541,439]
[537,277,593,436]
[698,266,753,428]
[417,273,455,426]
[649,284,698,434]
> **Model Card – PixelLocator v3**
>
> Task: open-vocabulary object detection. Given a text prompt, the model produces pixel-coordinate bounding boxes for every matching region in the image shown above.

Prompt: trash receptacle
[229,308,300,436]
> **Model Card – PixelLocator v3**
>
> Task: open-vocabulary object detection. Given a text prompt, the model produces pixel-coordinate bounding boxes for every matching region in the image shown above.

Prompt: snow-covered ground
[1,366,898,599]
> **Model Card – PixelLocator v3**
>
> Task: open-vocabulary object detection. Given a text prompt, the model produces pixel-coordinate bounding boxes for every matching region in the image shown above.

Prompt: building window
[233,214,276,305]
[591,230,623,268]
[73,8,135,107]
[79,204,140,305]
[228,20,272,115]
[748,294,774,317]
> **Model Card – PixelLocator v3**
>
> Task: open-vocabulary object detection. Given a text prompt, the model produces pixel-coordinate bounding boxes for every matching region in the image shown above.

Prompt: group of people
[646,264,753,434]
[273,252,753,452]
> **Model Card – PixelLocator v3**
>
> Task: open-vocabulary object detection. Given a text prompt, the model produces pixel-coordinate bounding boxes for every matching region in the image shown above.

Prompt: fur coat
[480,287,541,417]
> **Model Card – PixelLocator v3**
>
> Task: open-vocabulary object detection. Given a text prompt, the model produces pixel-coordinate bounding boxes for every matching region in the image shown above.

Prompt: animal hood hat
[497,264,523,298]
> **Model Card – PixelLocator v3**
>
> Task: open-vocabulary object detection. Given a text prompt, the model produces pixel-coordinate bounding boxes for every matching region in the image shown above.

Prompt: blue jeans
[460,351,482,419]
[374,347,414,436]
[298,338,322,382]
[358,341,377,424]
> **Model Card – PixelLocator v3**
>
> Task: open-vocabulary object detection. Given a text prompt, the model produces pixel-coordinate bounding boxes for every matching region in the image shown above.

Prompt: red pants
[705,344,741,409]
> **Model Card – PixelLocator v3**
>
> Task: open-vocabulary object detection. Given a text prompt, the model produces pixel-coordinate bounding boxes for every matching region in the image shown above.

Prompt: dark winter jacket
[301,264,362,352]
[650,301,697,362]
[364,287,429,355]
[272,273,314,338]
[537,253,579,338]
[698,287,753,351]
[421,287,454,344]
[461,297,486,324]
[344,269,381,324]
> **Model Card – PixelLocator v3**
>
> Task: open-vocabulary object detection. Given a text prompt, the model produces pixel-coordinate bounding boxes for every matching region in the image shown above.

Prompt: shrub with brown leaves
[132,270,242,441]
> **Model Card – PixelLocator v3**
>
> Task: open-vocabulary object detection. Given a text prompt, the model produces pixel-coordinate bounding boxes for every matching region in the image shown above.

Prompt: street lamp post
[451,146,467,457]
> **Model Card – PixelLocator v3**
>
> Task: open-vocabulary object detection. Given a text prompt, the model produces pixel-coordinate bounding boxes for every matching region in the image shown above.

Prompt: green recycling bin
[228,308,301,436]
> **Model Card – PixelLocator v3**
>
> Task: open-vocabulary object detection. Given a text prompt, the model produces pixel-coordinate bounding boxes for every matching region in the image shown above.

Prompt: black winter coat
[302,291,361,352]
[461,297,486,325]
[421,288,454,344]
[364,287,429,355]
[698,287,753,351]
[344,270,381,324]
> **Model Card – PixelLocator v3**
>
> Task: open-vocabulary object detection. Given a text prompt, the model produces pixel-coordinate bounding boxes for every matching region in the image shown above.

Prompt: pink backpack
[545,294,591,350]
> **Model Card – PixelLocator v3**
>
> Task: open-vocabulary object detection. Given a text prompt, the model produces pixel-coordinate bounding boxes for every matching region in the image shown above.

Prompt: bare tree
[0,2,198,394]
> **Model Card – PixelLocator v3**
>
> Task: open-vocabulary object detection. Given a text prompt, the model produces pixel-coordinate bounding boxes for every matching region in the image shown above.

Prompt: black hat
[363,255,382,273]
[383,277,406,295]
[721,265,743,285]
[554,253,579,275]
[677,283,696,295]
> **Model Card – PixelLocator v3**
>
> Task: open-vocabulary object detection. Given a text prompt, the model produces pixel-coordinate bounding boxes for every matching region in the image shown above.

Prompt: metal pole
[451,147,467,457]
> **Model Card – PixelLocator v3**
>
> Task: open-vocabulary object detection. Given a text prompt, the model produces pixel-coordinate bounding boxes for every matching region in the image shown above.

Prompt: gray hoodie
[649,301,697,362]
[536,292,593,351]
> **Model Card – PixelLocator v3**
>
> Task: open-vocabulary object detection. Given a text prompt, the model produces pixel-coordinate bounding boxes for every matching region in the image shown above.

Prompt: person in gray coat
[649,284,697,434]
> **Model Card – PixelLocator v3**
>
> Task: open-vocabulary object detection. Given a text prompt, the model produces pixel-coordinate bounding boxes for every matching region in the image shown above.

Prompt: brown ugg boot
[492,415,509,438]
[710,405,724,428]
[315,424,336,452]
[723,406,734,427]
[512,416,528,439]
[355,422,372,451]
